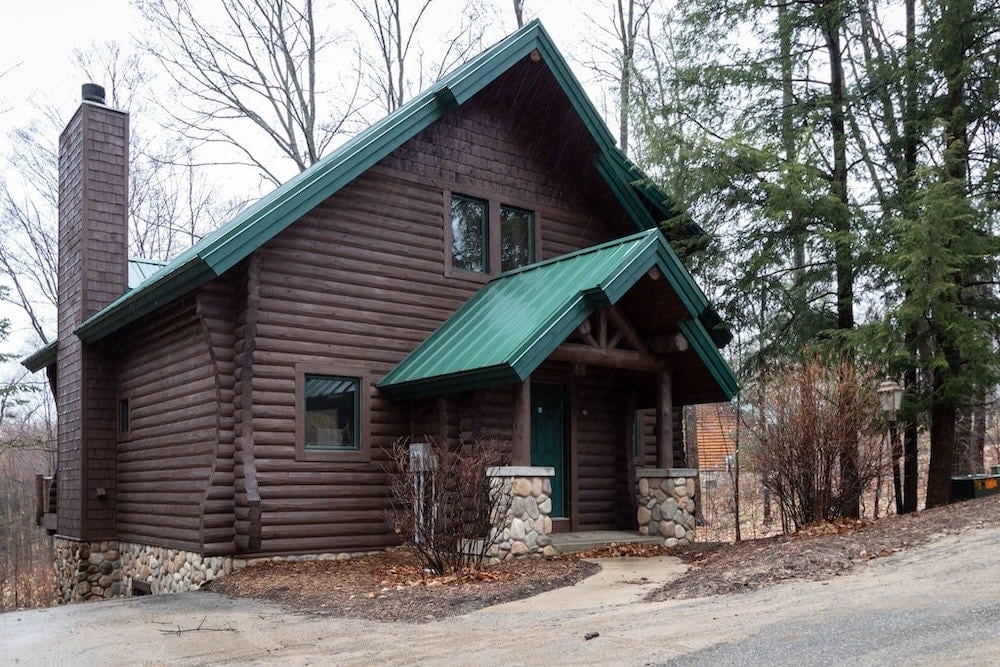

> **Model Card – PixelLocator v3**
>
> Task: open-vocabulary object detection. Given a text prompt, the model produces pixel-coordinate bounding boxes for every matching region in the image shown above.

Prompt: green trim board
[65,19,682,346]
[378,229,738,401]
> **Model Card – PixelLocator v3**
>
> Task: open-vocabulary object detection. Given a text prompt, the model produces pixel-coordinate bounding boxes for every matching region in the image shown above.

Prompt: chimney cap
[81,83,106,105]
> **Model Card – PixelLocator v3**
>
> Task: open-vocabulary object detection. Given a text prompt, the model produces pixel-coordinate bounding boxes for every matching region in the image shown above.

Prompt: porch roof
[378,229,738,401]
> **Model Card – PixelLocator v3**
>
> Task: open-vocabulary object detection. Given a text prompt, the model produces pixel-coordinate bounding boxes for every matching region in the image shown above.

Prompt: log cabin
[23,20,737,601]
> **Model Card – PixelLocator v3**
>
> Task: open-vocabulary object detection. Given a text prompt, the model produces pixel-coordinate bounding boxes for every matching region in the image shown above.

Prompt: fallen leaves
[206,547,599,623]
[649,494,1000,601]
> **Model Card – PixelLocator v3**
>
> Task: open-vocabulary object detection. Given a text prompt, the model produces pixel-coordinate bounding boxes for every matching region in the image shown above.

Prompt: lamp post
[877,379,904,514]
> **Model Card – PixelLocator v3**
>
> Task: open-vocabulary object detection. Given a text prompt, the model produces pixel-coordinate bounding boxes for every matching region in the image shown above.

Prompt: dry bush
[0,446,54,610]
[746,358,888,531]
[386,438,511,575]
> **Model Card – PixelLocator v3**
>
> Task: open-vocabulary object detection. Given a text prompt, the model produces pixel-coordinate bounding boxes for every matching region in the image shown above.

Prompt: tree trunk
[927,383,956,508]
[821,0,858,519]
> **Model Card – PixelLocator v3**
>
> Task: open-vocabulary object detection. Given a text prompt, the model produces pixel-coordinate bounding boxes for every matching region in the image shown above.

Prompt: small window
[118,399,130,435]
[451,195,488,273]
[304,374,360,451]
[500,205,535,271]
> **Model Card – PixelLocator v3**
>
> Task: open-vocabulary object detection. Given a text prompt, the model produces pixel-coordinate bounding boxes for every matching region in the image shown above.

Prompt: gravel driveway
[3,523,998,665]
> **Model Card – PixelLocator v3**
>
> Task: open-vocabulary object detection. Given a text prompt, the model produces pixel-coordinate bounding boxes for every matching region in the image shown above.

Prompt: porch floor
[549,530,662,555]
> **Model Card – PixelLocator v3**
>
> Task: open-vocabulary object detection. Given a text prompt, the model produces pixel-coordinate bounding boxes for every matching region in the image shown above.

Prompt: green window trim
[295,364,371,463]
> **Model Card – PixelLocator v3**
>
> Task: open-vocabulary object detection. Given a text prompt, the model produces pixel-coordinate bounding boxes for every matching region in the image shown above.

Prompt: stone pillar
[635,468,698,547]
[486,466,556,559]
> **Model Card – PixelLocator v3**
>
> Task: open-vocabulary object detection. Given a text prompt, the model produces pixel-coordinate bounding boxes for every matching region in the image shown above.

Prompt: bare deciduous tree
[0,114,60,344]
[512,0,526,28]
[748,358,888,530]
[584,0,655,155]
[352,0,487,114]
[139,0,361,184]
[0,43,236,347]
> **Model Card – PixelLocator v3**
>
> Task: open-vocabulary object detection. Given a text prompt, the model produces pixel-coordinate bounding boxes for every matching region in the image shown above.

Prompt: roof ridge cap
[495,228,661,279]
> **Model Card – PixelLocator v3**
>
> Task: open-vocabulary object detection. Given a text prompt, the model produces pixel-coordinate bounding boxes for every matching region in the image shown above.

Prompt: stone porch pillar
[635,468,698,547]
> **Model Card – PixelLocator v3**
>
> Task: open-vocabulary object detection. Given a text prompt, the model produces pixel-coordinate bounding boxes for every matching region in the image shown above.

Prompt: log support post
[512,379,531,466]
[656,370,673,469]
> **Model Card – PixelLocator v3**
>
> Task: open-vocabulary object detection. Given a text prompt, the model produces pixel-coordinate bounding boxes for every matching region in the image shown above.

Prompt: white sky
[0,1,139,125]
[0,1,612,361]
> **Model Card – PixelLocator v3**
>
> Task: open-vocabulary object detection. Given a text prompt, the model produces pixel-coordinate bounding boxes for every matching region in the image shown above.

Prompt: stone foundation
[635,468,698,547]
[53,539,124,603]
[53,538,375,604]
[487,466,556,560]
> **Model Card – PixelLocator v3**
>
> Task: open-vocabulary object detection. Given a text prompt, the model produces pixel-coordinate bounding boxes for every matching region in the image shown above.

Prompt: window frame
[117,393,131,441]
[443,188,541,281]
[448,193,490,276]
[499,203,536,272]
[294,363,371,463]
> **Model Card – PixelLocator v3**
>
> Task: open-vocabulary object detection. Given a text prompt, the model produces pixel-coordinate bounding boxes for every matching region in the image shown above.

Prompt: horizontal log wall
[116,298,217,552]
[639,408,687,468]
[197,275,239,555]
[247,65,631,555]
[571,368,630,530]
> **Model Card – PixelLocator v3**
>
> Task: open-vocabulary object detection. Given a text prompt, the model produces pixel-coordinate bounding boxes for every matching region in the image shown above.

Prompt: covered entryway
[379,229,738,547]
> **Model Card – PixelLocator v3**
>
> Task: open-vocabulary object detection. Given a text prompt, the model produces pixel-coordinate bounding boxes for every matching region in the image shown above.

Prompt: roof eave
[21,341,58,372]
[378,364,520,401]
[75,258,216,343]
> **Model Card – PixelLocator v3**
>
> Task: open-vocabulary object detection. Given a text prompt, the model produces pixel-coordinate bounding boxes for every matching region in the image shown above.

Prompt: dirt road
[3,523,998,665]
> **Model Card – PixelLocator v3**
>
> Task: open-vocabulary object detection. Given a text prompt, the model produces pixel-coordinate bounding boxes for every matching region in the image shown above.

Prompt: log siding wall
[103,62,656,555]
[242,73,633,554]
[115,298,218,552]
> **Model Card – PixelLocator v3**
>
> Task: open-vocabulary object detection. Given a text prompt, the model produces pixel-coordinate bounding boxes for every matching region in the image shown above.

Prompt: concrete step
[549,531,663,555]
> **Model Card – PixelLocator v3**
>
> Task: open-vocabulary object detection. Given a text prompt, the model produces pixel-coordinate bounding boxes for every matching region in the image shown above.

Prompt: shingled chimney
[55,83,129,540]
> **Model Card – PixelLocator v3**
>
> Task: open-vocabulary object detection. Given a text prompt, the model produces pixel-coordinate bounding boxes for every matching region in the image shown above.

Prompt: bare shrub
[386,437,511,575]
[0,446,54,610]
[747,358,887,530]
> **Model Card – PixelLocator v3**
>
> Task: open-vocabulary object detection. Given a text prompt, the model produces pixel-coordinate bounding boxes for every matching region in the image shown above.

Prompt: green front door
[531,382,566,517]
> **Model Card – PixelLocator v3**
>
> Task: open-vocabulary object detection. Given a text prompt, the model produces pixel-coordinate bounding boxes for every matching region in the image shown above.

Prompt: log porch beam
[606,305,652,355]
[549,343,667,372]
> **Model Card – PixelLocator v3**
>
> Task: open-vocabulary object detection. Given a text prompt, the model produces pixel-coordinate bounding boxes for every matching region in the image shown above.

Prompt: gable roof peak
[67,19,676,346]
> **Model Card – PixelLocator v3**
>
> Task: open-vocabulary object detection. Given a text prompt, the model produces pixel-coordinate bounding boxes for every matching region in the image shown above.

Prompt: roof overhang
[378,229,738,402]
[22,341,58,373]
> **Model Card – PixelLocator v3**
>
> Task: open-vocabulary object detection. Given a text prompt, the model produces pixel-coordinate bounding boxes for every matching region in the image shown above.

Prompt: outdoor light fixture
[877,379,905,514]
[877,379,903,415]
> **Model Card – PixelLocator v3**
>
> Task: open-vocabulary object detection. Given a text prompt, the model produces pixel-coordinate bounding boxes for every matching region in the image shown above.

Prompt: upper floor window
[451,195,488,273]
[449,193,536,277]
[501,205,535,272]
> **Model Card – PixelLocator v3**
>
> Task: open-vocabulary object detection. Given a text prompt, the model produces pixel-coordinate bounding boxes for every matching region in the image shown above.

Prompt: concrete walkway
[4,526,998,665]
[491,555,687,611]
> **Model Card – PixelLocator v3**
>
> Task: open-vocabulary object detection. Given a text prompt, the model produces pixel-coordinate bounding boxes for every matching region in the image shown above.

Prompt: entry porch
[379,230,737,554]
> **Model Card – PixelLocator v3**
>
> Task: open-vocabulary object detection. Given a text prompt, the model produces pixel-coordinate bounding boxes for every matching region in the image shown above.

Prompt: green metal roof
[127,257,167,290]
[378,229,738,400]
[72,19,681,345]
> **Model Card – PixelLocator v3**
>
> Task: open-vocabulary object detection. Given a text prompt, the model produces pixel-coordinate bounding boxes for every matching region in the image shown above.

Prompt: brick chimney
[55,84,129,540]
